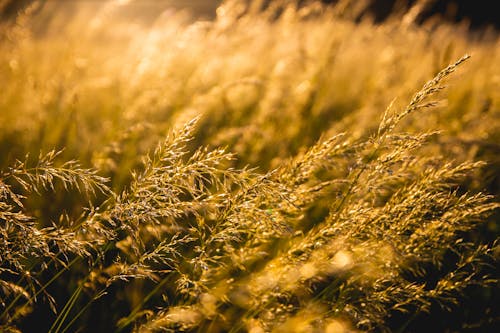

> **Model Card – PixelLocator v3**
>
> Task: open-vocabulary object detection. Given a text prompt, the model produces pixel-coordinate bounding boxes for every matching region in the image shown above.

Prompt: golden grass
[0,1,499,332]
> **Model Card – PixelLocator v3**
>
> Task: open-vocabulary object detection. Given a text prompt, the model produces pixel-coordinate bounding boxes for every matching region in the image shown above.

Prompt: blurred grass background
[0,0,499,332]
[1,0,498,189]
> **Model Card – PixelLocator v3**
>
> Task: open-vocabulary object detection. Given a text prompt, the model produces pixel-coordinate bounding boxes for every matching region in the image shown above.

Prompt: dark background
[1,0,500,28]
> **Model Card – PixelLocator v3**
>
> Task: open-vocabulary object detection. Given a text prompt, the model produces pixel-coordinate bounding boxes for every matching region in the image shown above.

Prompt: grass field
[1,1,499,332]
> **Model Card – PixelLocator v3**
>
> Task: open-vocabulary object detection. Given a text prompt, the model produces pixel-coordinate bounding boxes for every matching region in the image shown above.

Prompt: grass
[0,1,499,332]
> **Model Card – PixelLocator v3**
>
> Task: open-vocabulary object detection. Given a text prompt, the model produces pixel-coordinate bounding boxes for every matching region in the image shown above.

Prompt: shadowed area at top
[1,0,500,29]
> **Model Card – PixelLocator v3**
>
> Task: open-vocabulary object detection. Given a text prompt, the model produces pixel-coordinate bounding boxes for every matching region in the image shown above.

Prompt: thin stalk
[48,242,113,333]
[1,256,81,321]
[115,276,171,333]
[60,291,105,333]
[48,283,84,333]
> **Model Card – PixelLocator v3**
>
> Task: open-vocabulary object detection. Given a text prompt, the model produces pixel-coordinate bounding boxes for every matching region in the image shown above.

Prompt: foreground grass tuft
[1,1,499,332]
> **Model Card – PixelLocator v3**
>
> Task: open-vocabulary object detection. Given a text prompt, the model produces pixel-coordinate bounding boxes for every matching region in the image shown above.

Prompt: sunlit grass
[1,0,499,332]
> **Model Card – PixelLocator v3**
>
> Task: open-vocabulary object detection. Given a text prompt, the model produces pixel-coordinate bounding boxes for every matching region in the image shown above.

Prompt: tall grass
[1,1,499,332]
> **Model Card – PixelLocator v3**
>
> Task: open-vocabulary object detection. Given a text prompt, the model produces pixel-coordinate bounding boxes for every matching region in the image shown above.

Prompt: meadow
[0,0,499,332]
